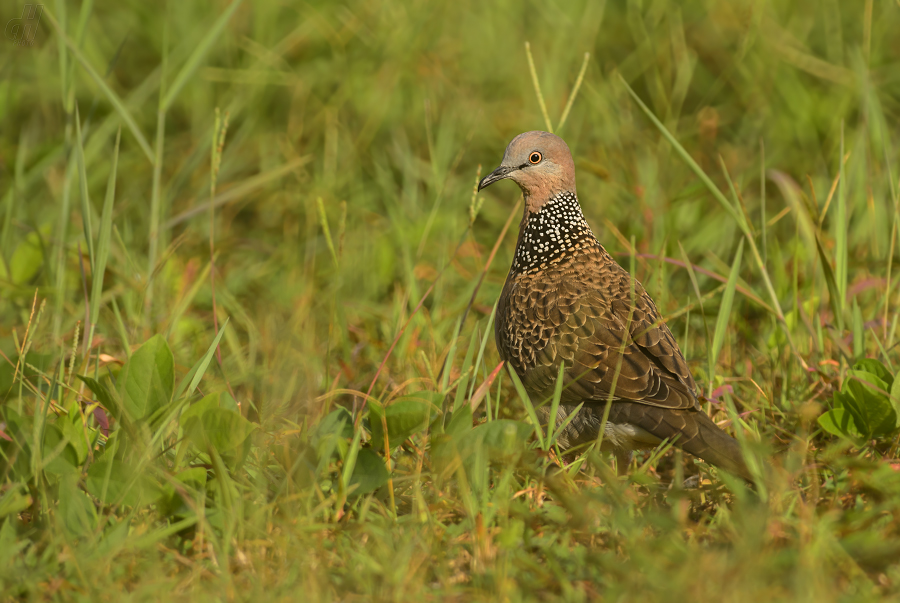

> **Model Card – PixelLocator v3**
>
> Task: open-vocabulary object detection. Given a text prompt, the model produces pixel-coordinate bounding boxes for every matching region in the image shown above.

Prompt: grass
[2,0,900,600]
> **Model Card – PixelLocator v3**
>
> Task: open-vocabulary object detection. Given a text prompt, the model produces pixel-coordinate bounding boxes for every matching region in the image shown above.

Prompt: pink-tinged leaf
[709,384,733,404]
[0,422,11,442]
[848,277,886,298]
[93,407,110,437]
[470,361,505,412]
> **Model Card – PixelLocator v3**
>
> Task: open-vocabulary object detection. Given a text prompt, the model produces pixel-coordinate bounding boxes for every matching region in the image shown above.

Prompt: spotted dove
[478,131,751,481]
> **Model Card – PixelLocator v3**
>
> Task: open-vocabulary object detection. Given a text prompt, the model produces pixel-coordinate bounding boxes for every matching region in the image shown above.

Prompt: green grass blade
[525,41,553,133]
[507,366,544,450]
[316,197,339,268]
[74,105,95,273]
[760,140,767,266]
[619,74,740,226]
[852,298,864,359]
[815,236,843,334]
[620,74,799,364]
[467,301,498,401]
[440,318,462,394]
[451,327,479,413]
[678,242,711,393]
[53,0,68,109]
[711,239,744,373]
[161,0,243,113]
[546,362,565,450]
[89,128,120,328]
[557,52,590,133]
[835,121,848,320]
[0,133,26,269]
[43,9,154,163]
[165,156,312,228]
[164,259,214,339]
[111,298,131,359]
[339,422,364,505]
[551,401,583,448]
[173,317,230,401]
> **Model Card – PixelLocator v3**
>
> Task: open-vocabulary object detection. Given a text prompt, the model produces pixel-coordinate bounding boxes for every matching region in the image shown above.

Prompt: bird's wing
[502,266,699,411]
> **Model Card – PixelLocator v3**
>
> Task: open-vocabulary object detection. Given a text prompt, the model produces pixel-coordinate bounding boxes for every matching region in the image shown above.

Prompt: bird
[478,130,752,481]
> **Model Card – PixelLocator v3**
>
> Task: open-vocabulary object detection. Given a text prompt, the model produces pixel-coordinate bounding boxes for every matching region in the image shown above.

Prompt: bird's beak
[478,165,515,191]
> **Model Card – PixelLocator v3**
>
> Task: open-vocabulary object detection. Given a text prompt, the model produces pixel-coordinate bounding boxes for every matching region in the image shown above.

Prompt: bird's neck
[511,190,600,275]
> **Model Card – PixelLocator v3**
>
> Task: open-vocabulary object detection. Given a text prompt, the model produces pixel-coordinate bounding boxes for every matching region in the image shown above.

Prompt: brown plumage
[479,131,752,481]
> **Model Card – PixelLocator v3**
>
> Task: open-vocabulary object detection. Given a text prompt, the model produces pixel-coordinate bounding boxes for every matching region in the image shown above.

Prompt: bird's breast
[496,253,597,377]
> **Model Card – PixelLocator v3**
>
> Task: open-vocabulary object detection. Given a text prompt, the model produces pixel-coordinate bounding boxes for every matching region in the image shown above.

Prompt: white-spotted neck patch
[512,191,599,274]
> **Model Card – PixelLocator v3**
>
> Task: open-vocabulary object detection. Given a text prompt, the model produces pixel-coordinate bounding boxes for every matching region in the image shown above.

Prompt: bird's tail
[609,403,753,482]
[682,411,753,482]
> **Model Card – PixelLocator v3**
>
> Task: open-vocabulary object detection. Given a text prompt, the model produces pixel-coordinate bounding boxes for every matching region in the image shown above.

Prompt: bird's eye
[529,152,542,164]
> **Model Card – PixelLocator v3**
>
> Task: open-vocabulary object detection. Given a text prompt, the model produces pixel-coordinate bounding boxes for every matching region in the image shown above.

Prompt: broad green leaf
[58,474,97,539]
[181,393,255,455]
[460,420,533,460]
[0,409,32,478]
[841,371,895,438]
[158,467,208,518]
[179,393,220,427]
[368,396,432,451]
[175,467,208,490]
[312,407,353,466]
[458,420,533,495]
[818,408,860,440]
[0,517,28,567]
[198,408,255,452]
[59,406,91,464]
[314,407,354,444]
[41,423,79,476]
[430,404,474,480]
[77,375,118,413]
[445,404,473,440]
[845,371,890,404]
[0,484,30,520]
[1,352,53,392]
[218,391,240,413]
[348,448,390,496]
[117,334,174,421]
[0,230,45,284]
[891,375,900,425]
[180,392,255,471]
[854,359,894,388]
[86,458,159,507]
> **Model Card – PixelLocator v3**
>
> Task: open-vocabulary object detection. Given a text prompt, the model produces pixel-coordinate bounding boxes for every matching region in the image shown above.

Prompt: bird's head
[478,131,576,212]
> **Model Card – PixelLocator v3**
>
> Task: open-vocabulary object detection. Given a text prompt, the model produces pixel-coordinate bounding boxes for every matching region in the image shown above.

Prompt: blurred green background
[2,0,900,599]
